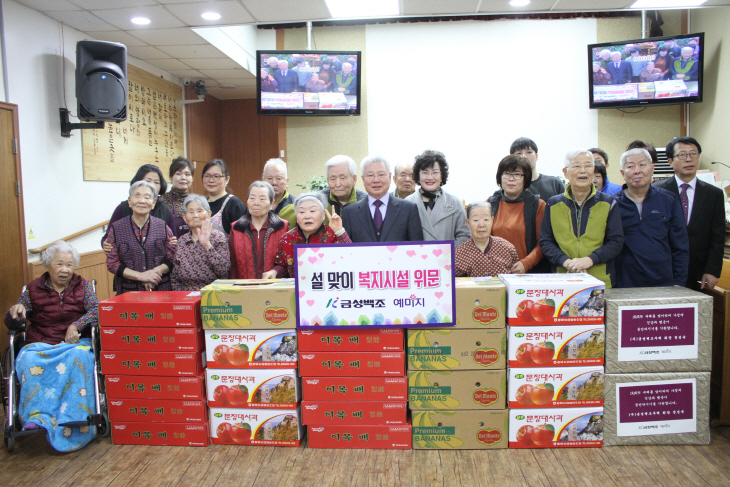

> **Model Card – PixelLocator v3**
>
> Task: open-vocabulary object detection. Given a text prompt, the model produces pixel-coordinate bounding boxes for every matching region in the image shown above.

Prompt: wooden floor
[2,424,730,487]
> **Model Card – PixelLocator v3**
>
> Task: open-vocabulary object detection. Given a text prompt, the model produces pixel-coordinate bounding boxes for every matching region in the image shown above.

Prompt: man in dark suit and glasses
[654,136,726,290]
[343,156,424,243]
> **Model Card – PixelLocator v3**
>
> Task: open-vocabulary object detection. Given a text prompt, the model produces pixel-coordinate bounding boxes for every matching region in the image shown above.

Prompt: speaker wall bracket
[60,108,105,138]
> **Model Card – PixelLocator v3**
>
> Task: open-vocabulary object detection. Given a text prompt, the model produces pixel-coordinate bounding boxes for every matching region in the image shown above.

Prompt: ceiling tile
[70,0,158,8]
[552,0,632,10]
[164,1,256,25]
[241,0,331,22]
[478,0,558,13]
[166,68,207,78]
[127,45,173,59]
[85,30,149,47]
[179,57,242,69]
[128,27,209,45]
[402,0,479,15]
[15,0,81,11]
[157,44,227,58]
[44,10,119,31]
[92,6,185,30]
[199,68,253,80]
[143,58,194,71]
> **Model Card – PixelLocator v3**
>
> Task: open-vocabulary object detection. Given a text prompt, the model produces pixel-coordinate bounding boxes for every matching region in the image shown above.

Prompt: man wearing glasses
[654,137,725,290]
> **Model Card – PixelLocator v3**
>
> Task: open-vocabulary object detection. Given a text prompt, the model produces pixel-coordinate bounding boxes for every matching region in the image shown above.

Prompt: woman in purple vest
[106,181,176,294]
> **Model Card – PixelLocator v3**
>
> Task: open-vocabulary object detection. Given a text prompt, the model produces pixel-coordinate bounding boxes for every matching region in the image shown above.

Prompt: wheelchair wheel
[97,410,111,438]
[4,427,14,452]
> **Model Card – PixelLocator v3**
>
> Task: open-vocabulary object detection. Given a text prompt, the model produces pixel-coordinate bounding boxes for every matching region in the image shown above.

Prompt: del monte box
[453,277,505,329]
[201,280,295,330]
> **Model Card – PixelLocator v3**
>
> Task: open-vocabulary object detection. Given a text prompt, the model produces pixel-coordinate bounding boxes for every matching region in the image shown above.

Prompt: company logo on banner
[295,241,455,328]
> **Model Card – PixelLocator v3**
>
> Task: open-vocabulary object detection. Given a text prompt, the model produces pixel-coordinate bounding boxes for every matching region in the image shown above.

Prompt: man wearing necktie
[274,60,298,93]
[343,156,423,243]
[605,51,633,85]
[654,137,726,290]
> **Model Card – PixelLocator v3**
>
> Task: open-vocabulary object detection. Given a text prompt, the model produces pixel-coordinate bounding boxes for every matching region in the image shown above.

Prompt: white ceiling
[16,0,730,99]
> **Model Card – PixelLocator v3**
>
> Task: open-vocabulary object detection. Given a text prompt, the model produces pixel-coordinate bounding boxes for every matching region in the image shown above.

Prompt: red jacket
[27,273,86,344]
[229,212,289,279]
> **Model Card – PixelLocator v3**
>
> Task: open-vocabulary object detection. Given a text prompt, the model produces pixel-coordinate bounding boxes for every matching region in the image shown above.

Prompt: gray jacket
[406,189,471,246]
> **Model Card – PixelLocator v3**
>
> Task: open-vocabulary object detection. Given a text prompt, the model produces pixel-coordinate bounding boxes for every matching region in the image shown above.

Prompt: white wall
[3,0,181,259]
[366,19,598,201]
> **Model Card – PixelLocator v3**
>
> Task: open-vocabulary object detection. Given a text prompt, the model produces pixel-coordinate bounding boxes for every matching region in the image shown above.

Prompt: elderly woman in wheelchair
[3,240,105,452]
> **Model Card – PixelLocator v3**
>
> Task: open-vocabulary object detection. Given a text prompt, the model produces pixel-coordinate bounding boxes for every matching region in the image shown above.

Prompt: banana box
[509,407,603,448]
[453,277,505,329]
[407,328,506,370]
[408,370,506,410]
[412,409,508,450]
[508,325,605,368]
[201,279,295,330]
[508,366,604,409]
[204,330,297,369]
[209,406,304,446]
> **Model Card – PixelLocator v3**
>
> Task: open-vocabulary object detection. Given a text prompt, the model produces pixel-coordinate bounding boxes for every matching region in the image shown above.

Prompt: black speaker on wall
[76,40,127,122]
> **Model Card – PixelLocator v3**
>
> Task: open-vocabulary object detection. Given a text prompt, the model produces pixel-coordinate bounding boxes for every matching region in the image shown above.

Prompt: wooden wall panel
[184,85,222,196]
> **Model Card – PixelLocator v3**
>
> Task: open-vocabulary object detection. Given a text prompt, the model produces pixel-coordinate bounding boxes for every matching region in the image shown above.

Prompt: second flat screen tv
[257,50,361,116]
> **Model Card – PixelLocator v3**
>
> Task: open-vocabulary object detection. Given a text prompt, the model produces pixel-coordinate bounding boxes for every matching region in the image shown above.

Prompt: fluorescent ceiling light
[630,0,708,8]
[510,0,531,6]
[201,12,222,21]
[131,17,151,25]
[325,0,399,18]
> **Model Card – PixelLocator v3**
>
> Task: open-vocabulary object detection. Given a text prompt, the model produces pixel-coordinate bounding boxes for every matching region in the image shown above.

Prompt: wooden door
[0,103,29,347]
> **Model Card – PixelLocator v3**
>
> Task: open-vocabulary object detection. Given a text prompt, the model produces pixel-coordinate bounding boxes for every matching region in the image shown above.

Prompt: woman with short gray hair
[455,203,520,277]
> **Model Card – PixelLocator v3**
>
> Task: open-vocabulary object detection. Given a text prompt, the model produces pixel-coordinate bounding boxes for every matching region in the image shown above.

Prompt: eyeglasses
[568,163,595,170]
[363,172,389,181]
[203,174,226,181]
[673,151,699,160]
[420,170,441,178]
[502,172,524,181]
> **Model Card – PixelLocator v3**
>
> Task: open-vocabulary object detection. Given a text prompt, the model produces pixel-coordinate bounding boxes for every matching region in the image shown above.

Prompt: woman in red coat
[229,181,289,279]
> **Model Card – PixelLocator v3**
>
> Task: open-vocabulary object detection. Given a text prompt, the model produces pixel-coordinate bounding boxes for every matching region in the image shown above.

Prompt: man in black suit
[273,60,298,93]
[654,136,726,290]
[605,51,633,85]
[343,156,424,243]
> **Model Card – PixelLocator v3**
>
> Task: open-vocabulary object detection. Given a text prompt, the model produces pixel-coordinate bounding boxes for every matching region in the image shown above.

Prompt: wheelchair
[1,280,110,451]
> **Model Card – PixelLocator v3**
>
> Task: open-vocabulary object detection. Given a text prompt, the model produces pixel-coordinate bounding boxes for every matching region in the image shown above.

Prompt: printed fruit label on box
[206,369,299,408]
[308,424,412,449]
[105,375,205,400]
[509,367,604,409]
[500,274,605,326]
[408,370,506,410]
[412,409,508,450]
[205,330,297,369]
[297,329,404,352]
[617,304,699,362]
[509,407,603,448]
[209,406,303,446]
[302,377,407,401]
[100,326,204,352]
[301,401,407,426]
[407,328,506,370]
[108,399,207,423]
[298,351,406,377]
[508,325,605,368]
[111,422,209,447]
[99,291,201,328]
[101,351,205,376]
[615,378,697,437]
[201,279,296,330]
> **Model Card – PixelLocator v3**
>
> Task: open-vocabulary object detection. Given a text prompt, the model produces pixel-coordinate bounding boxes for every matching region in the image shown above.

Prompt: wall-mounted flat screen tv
[588,33,703,109]
[257,50,361,116]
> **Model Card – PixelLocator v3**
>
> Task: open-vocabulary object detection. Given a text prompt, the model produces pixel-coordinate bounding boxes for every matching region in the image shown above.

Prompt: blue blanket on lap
[16,338,97,452]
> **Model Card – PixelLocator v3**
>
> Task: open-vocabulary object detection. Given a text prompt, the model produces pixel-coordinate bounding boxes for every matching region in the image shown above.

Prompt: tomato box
[108,398,207,423]
[105,374,205,400]
[201,279,295,330]
[308,424,412,449]
[407,328,506,371]
[302,377,407,402]
[499,274,605,326]
[297,329,404,352]
[99,291,201,328]
[101,351,205,376]
[298,351,405,377]
[454,277,505,329]
[412,409,508,450]
[209,406,304,446]
[408,370,506,410]
[508,366,604,409]
[111,422,209,447]
[100,326,204,352]
[204,329,297,369]
[206,369,299,408]
[301,401,407,425]
[509,407,604,448]
[508,325,605,368]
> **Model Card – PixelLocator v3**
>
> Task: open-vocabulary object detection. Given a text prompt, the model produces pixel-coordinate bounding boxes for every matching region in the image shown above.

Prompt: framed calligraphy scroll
[82,64,184,182]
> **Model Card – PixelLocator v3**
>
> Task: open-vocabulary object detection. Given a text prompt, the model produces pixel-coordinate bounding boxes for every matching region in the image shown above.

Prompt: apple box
[209,406,304,446]
[297,329,404,352]
[100,326,204,352]
[205,330,297,369]
[499,274,605,326]
[105,374,205,400]
[603,372,710,446]
[206,369,299,408]
[99,291,201,328]
[509,407,604,448]
[508,325,605,368]
[408,370,506,410]
[108,398,207,423]
[101,351,205,376]
[302,377,407,402]
[111,422,209,447]
[604,287,712,373]
[412,409,508,450]
[301,401,407,425]
[453,277,505,329]
[298,351,405,377]
[407,328,506,371]
[201,279,295,330]
[508,366,604,409]
[308,424,412,449]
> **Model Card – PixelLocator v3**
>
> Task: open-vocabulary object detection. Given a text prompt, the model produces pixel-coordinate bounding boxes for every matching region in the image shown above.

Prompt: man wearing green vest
[539,149,624,288]
[334,62,357,95]
[263,158,295,228]
[670,46,699,81]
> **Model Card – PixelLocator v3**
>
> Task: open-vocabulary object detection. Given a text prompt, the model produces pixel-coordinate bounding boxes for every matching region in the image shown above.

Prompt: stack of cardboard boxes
[602,287,712,446]
[407,278,509,450]
[501,274,606,449]
[99,292,209,446]
[299,329,410,449]
[202,280,304,447]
